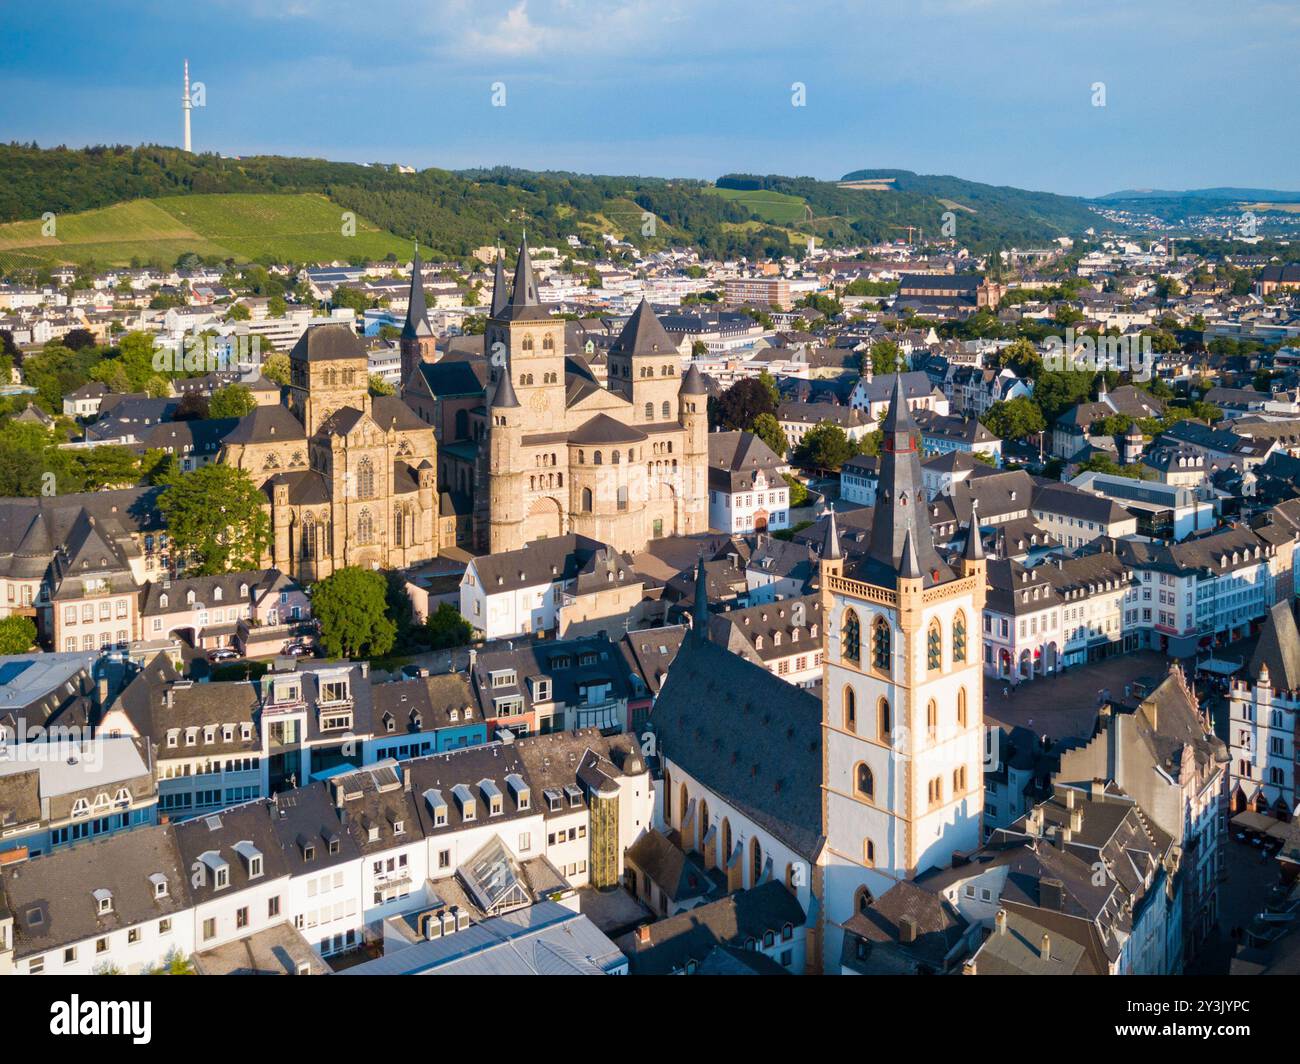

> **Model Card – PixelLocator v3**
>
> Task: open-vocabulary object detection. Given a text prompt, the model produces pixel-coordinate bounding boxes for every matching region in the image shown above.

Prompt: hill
[0,193,410,269]
[0,145,1108,273]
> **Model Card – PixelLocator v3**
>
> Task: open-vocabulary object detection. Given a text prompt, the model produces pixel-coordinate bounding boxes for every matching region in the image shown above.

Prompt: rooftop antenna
[183,59,192,153]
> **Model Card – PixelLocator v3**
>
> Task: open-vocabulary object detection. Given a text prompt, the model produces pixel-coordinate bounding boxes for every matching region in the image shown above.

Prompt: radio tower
[183,60,192,152]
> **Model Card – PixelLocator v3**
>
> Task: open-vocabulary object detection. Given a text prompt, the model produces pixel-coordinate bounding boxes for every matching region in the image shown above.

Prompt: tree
[261,352,291,386]
[368,374,396,397]
[997,338,1042,379]
[312,567,397,659]
[711,377,777,430]
[158,465,271,574]
[224,303,251,322]
[796,421,855,473]
[61,328,96,350]
[208,384,256,420]
[426,601,473,649]
[0,615,36,654]
[175,393,210,420]
[1032,371,1094,424]
[982,396,1046,440]
[267,295,287,318]
[870,339,903,376]
[751,413,788,456]
[782,471,809,507]
[71,445,140,490]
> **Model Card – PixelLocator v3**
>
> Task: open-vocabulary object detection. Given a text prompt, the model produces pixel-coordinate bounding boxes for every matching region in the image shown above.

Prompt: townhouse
[1031,482,1138,549]
[707,431,790,535]
[707,593,824,687]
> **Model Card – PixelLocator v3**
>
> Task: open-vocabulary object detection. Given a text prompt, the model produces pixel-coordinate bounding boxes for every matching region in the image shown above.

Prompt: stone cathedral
[469,238,710,554]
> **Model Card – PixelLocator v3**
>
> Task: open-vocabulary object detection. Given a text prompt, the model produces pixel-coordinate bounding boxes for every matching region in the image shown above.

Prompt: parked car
[282,643,308,657]
[207,647,238,662]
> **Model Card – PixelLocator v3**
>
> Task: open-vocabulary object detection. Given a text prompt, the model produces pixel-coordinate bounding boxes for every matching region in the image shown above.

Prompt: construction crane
[890,225,920,244]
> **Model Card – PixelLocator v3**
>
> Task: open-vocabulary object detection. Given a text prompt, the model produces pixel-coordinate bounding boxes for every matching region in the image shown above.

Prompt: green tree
[796,421,855,473]
[782,471,809,507]
[261,352,291,386]
[312,567,397,659]
[71,445,141,490]
[982,396,1046,439]
[1032,370,1094,424]
[426,601,473,649]
[224,303,251,322]
[267,295,287,318]
[751,412,788,456]
[208,384,256,420]
[158,465,271,574]
[368,374,396,397]
[711,377,777,430]
[870,339,903,376]
[0,615,37,654]
[997,337,1043,379]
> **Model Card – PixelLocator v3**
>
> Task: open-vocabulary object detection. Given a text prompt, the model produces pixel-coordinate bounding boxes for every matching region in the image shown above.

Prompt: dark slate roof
[846,879,969,970]
[707,430,784,494]
[402,249,434,340]
[470,534,632,595]
[652,636,823,859]
[610,299,677,358]
[222,404,307,446]
[1249,600,1300,693]
[416,358,487,400]
[289,322,367,363]
[619,880,806,975]
[679,363,708,396]
[1,823,189,959]
[568,412,647,446]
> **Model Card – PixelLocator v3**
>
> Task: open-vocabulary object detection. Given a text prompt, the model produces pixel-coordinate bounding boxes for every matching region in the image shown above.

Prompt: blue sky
[2,0,1297,197]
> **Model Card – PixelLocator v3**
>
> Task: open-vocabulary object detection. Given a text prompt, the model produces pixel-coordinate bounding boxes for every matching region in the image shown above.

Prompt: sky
[1,0,1297,198]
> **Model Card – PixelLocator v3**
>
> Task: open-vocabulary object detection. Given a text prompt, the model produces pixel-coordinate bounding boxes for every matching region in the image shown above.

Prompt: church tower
[487,353,524,553]
[484,236,566,433]
[608,299,683,424]
[399,247,438,387]
[818,374,986,971]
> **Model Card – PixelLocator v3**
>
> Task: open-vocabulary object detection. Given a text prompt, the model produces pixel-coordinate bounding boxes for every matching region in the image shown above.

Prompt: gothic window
[582,487,593,512]
[843,686,856,732]
[871,616,890,671]
[393,505,406,547]
[358,457,375,500]
[927,619,942,671]
[396,440,412,457]
[878,697,891,743]
[927,699,938,739]
[645,402,654,421]
[290,451,305,466]
[357,508,374,545]
[750,837,763,886]
[522,336,534,352]
[953,611,967,664]
[542,335,554,351]
[855,763,874,802]
[863,839,875,867]
[263,452,280,471]
[842,609,860,663]
[662,401,671,419]
[855,886,873,915]
[957,687,968,729]
[953,765,967,793]
[300,515,315,559]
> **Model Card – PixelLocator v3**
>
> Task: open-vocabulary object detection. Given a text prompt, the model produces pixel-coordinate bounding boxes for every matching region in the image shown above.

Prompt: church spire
[490,246,508,318]
[509,233,539,308]
[821,506,841,561]
[402,245,433,339]
[862,373,951,587]
[692,554,709,642]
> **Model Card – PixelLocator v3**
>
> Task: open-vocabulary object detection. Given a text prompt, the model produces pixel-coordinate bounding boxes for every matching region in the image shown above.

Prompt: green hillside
[0,145,1108,274]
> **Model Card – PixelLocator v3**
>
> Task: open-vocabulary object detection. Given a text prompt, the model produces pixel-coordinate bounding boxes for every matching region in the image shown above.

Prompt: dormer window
[149,873,168,899]
[424,789,448,827]
[159,593,168,608]
[565,784,584,808]
[507,773,530,811]
[234,841,263,879]
[93,888,113,915]
[213,587,223,602]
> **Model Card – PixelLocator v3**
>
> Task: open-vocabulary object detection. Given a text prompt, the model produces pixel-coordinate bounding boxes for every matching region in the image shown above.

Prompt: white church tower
[818,375,986,971]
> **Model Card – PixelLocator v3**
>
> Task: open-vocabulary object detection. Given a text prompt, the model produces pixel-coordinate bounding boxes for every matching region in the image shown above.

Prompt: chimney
[962,958,977,975]
[995,909,1007,936]
[1070,808,1082,834]
[1040,933,1051,960]
[1064,788,1076,810]
[636,924,651,946]
[1090,778,1105,799]
[898,915,917,944]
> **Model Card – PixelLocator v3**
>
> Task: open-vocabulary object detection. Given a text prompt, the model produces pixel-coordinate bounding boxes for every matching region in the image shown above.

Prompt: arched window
[878,697,891,743]
[357,457,375,500]
[213,587,222,602]
[957,687,968,729]
[663,769,672,824]
[750,836,763,886]
[159,594,168,609]
[679,783,689,831]
[864,838,875,867]
[593,451,603,465]
[871,616,890,670]
[662,400,671,419]
[842,609,861,664]
[953,765,967,793]
[855,885,873,916]
[953,610,967,664]
[843,686,856,732]
[542,334,554,351]
[357,508,374,545]
[612,450,620,465]
[927,699,938,739]
[722,819,733,863]
[393,505,406,547]
[645,402,654,421]
[522,335,534,352]
[855,763,874,801]
[927,619,942,671]
[300,515,315,559]
[578,449,585,464]
[581,487,593,512]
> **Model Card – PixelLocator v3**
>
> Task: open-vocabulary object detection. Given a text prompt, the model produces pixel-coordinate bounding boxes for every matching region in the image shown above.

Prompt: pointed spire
[679,362,708,396]
[693,554,709,642]
[402,246,433,339]
[963,499,985,561]
[490,246,508,318]
[492,364,519,409]
[899,527,922,580]
[615,298,675,357]
[509,234,539,308]
[822,507,841,561]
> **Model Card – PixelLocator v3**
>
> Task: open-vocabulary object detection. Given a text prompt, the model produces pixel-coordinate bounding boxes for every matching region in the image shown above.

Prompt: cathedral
[406,237,710,555]
[220,321,439,581]
[818,374,987,971]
